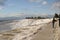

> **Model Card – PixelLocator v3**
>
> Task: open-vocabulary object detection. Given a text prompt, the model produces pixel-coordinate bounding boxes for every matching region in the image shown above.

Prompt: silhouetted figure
[52,13,58,28]
[52,18,56,28]
[54,13,59,18]
[59,14,60,27]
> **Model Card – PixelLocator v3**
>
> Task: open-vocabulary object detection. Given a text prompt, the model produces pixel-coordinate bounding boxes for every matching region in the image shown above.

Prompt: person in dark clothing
[52,13,58,28]
[52,18,55,28]
[59,14,60,27]
[52,18,56,28]
[54,13,59,18]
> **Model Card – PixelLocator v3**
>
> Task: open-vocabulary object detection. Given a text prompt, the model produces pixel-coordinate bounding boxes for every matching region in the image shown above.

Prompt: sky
[0,0,60,17]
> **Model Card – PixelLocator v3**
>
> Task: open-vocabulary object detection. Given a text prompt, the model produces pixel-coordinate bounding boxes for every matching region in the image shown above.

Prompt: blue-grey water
[0,19,24,33]
[0,20,16,33]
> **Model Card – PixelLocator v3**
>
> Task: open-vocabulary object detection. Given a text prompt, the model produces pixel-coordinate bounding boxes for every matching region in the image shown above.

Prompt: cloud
[0,6,4,10]
[32,5,41,8]
[0,13,25,17]
[0,0,7,5]
[0,0,7,10]
[35,13,48,16]
[7,3,15,7]
[51,1,60,10]
[7,13,24,17]
[42,1,47,5]
[28,0,43,3]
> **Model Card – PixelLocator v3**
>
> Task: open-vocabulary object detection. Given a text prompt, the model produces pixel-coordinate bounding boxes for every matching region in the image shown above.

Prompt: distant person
[59,14,60,27]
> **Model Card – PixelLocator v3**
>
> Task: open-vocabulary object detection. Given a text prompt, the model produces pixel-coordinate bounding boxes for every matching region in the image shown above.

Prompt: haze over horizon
[0,0,60,18]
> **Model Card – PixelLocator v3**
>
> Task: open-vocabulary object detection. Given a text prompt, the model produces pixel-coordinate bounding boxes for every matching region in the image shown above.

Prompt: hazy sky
[0,0,60,17]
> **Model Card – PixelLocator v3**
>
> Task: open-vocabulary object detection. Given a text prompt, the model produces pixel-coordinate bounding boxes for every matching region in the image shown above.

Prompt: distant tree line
[25,16,46,19]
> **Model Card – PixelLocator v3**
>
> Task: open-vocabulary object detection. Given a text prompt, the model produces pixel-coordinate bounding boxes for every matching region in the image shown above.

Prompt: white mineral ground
[0,18,54,40]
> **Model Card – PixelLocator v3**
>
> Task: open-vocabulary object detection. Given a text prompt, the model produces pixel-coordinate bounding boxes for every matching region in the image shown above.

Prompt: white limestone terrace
[0,18,53,40]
